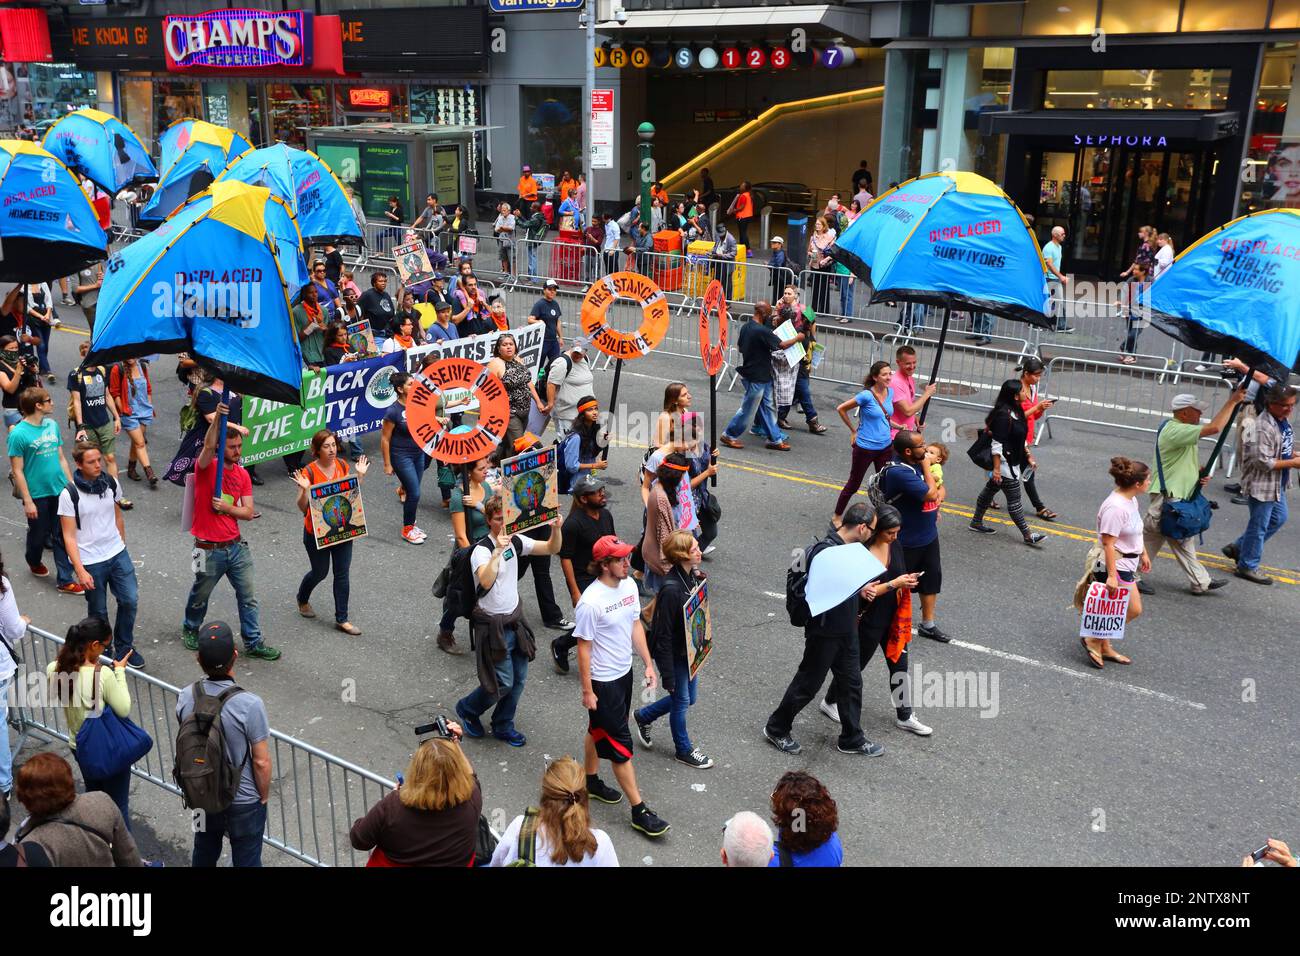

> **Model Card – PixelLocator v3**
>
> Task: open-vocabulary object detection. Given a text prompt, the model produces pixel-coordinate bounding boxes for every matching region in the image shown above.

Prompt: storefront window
[1180,0,1267,31]
[1022,0,1097,36]
[521,86,581,185]
[1242,45,1299,214]
[1098,0,1177,35]
[336,84,409,126]
[1043,69,1230,110]
[27,64,96,124]
[411,85,479,126]
[266,83,331,148]
[203,82,262,147]
[154,80,203,150]
[120,77,153,151]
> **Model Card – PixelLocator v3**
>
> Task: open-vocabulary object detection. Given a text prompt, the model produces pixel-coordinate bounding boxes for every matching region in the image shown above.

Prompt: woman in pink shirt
[1085,456,1151,669]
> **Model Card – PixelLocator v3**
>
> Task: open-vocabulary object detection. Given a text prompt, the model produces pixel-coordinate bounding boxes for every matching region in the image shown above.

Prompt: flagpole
[601,357,622,461]
[1201,368,1255,479]
[916,303,951,429]
[213,384,230,493]
[709,371,717,488]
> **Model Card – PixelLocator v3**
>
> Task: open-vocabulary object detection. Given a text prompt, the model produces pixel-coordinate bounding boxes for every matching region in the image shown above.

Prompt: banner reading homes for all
[241,324,547,465]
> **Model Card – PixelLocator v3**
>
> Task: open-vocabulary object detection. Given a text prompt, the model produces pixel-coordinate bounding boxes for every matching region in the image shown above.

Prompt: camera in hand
[414,715,457,739]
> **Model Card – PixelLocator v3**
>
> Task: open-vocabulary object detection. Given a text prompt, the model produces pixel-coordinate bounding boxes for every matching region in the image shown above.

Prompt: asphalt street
[7,313,1296,868]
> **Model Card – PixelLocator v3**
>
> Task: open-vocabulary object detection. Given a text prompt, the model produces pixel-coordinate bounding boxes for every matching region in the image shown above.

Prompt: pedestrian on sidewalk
[108,357,158,488]
[832,361,896,523]
[768,771,843,867]
[1225,384,1298,585]
[69,341,130,509]
[13,752,141,867]
[59,442,142,667]
[489,756,619,867]
[1042,226,1072,333]
[7,386,79,592]
[887,345,937,439]
[1139,390,1242,596]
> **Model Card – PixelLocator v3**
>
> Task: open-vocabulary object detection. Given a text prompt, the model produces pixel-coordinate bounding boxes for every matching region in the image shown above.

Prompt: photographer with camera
[349,718,485,867]
[0,335,38,432]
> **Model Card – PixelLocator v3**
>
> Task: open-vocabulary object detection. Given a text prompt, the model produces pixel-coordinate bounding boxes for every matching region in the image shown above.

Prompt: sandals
[1036,508,1059,521]
[1100,646,1131,665]
[1081,638,1104,669]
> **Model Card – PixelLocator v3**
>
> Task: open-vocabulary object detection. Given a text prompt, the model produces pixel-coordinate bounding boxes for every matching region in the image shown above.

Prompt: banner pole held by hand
[917,303,952,429]
[709,371,718,487]
[1202,368,1255,479]
[212,385,231,495]
[601,357,623,461]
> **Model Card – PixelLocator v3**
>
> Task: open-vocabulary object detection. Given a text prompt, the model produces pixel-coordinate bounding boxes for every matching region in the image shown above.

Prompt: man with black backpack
[545,339,594,439]
[175,621,272,868]
[880,430,949,643]
[763,502,883,757]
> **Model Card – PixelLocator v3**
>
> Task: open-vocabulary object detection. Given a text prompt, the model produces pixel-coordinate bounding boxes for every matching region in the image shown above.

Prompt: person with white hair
[1041,226,1072,333]
[721,811,774,867]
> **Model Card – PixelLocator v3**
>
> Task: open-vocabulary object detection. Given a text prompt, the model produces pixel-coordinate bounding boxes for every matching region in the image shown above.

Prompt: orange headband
[661,461,689,472]
[577,400,599,413]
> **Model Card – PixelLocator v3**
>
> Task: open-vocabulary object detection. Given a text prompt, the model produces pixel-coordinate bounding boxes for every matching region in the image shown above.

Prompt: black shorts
[588,670,634,764]
[902,538,942,595]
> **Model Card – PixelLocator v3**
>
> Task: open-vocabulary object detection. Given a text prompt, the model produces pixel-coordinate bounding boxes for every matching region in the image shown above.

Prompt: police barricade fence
[1035,358,1240,473]
[1039,339,1178,381]
[8,623,396,867]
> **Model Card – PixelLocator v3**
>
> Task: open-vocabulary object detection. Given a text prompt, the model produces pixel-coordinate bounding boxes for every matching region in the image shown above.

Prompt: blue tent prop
[830,170,1050,326]
[215,143,363,246]
[140,120,252,227]
[41,109,158,197]
[1142,208,1300,378]
[0,140,108,283]
[88,181,307,405]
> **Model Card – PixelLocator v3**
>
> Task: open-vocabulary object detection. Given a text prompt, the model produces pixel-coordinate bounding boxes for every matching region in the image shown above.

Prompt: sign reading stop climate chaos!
[405,358,510,464]
[579,272,670,361]
[698,278,729,376]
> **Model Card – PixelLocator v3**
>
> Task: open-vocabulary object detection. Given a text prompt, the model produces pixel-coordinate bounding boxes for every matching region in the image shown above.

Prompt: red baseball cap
[592,535,635,561]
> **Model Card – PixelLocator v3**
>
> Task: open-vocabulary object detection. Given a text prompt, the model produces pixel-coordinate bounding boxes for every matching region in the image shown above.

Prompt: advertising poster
[683,579,712,680]
[1079,582,1130,640]
[308,474,368,549]
[360,142,410,218]
[315,142,360,192]
[394,238,435,289]
[499,445,560,535]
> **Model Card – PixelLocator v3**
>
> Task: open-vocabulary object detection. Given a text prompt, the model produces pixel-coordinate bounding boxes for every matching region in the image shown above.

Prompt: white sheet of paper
[1079,581,1130,640]
[773,319,806,367]
[805,543,887,618]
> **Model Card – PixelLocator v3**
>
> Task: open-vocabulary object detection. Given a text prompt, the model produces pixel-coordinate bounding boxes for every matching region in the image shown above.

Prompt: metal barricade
[8,624,396,867]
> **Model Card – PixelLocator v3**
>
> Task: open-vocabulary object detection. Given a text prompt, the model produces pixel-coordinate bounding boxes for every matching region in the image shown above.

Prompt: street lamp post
[637,122,655,224]
[583,0,595,227]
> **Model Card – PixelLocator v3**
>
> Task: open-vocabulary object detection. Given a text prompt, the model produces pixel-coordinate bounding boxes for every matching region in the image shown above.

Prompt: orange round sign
[579,271,671,360]
[405,357,510,464]
[698,279,729,376]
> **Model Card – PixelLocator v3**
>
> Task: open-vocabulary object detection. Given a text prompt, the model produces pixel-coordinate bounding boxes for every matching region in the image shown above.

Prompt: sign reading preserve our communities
[164,9,313,69]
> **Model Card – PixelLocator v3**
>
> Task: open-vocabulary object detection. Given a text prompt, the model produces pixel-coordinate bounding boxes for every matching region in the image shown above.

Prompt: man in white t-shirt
[58,442,142,668]
[575,535,669,838]
[454,495,563,747]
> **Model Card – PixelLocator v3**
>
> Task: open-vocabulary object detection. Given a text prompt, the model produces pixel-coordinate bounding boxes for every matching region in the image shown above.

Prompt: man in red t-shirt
[181,400,281,661]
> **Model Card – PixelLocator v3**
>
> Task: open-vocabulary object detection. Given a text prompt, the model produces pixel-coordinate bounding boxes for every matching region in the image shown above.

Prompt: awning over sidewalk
[598,4,874,43]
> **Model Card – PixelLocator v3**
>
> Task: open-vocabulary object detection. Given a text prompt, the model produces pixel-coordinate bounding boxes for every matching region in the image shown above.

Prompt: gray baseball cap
[571,472,606,496]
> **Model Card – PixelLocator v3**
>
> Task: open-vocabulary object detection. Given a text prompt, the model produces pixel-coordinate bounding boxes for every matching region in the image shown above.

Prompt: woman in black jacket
[969,379,1047,546]
[632,530,713,769]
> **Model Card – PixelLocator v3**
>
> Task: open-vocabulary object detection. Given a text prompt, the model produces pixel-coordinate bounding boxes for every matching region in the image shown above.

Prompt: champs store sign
[164,9,312,69]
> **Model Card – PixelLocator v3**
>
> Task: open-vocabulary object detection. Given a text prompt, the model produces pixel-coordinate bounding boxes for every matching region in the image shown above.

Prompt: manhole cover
[954,422,985,439]
[936,382,978,397]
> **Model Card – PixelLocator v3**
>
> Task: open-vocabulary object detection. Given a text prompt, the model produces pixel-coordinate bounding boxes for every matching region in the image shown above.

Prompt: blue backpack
[556,432,581,495]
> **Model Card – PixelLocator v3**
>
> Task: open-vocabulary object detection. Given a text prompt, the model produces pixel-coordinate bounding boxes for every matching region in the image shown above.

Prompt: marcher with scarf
[967,379,1048,546]
[559,397,609,492]
[633,530,714,769]
[59,442,143,667]
[381,372,431,548]
[381,311,421,355]
[292,429,367,636]
[640,452,692,616]
[109,357,157,489]
[487,333,543,452]
[294,281,327,371]
[819,504,930,736]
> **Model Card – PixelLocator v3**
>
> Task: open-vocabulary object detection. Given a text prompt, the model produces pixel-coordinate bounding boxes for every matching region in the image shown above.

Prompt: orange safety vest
[518,175,538,201]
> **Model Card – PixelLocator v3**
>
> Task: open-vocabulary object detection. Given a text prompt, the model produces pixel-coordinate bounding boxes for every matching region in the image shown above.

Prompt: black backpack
[437,534,522,619]
[173,682,248,814]
[785,536,835,628]
[62,476,120,530]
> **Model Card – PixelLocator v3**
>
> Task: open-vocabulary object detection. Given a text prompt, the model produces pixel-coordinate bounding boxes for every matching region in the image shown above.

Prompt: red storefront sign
[164,9,313,69]
[349,87,391,108]
[0,8,53,63]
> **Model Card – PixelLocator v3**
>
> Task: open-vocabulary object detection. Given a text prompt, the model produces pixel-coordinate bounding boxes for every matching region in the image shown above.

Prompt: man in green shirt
[1140,389,1244,595]
[6,386,79,591]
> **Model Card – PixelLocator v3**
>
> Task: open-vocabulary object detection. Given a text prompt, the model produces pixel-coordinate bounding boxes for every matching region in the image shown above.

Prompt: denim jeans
[183,540,262,648]
[456,625,529,735]
[297,530,352,623]
[26,495,74,586]
[779,372,819,425]
[636,657,697,755]
[0,672,12,794]
[526,242,539,278]
[838,277,855,318]
[3,409,20,428]
[84,549,139,654]
[34,323,51,374]
[193,799,267,867]
[971,312,994,336]
[1048,282,1067,329]
[1122,321,1143,354]
[723,378,781,443]
[77,757,132,832]
[1235,495,1289,571]
[391,447,428,528]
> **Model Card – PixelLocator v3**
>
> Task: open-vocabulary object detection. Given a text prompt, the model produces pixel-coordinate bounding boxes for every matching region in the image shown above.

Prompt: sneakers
[57,582,85,595]
[1222,542,1240,562]
[702,544,717,557]
[121,649,146,670]
[895,714,933,736]
[1234,566,1273,585]
[411,525,428,542]
[762,726,802,755]
[181,626,199,651]
[454,702,485,738]
[675,748,714,769]
[1023,532,1046,547]
[586,776,623,804]
[968,521,997,535]
[918,623,952,643]
[1057,326,1076,334]
[631,803,670,837]
[493,729,527,747]
[28,563,48,578]
[837,738,885,756]
[544,617,575,630]
[634,713,653,749]
[61,295,75,307]
[550,638,570,673]
[818,698,841,723]
[244,643,282,661]
[402,525,425,545]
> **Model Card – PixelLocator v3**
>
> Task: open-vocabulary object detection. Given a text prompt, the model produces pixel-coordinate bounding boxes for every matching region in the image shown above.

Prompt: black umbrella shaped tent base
[85,337,304,407]
[1149,310,1299,380]
[0,240,108,286]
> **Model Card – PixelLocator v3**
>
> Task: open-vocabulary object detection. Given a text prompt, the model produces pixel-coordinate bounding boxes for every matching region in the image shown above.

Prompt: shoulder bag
[74,665,154,780]
[1154,421,1212,541]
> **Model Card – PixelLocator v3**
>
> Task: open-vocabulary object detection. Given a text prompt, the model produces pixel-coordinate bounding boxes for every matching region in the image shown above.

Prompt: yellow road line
[55,326,90,337]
